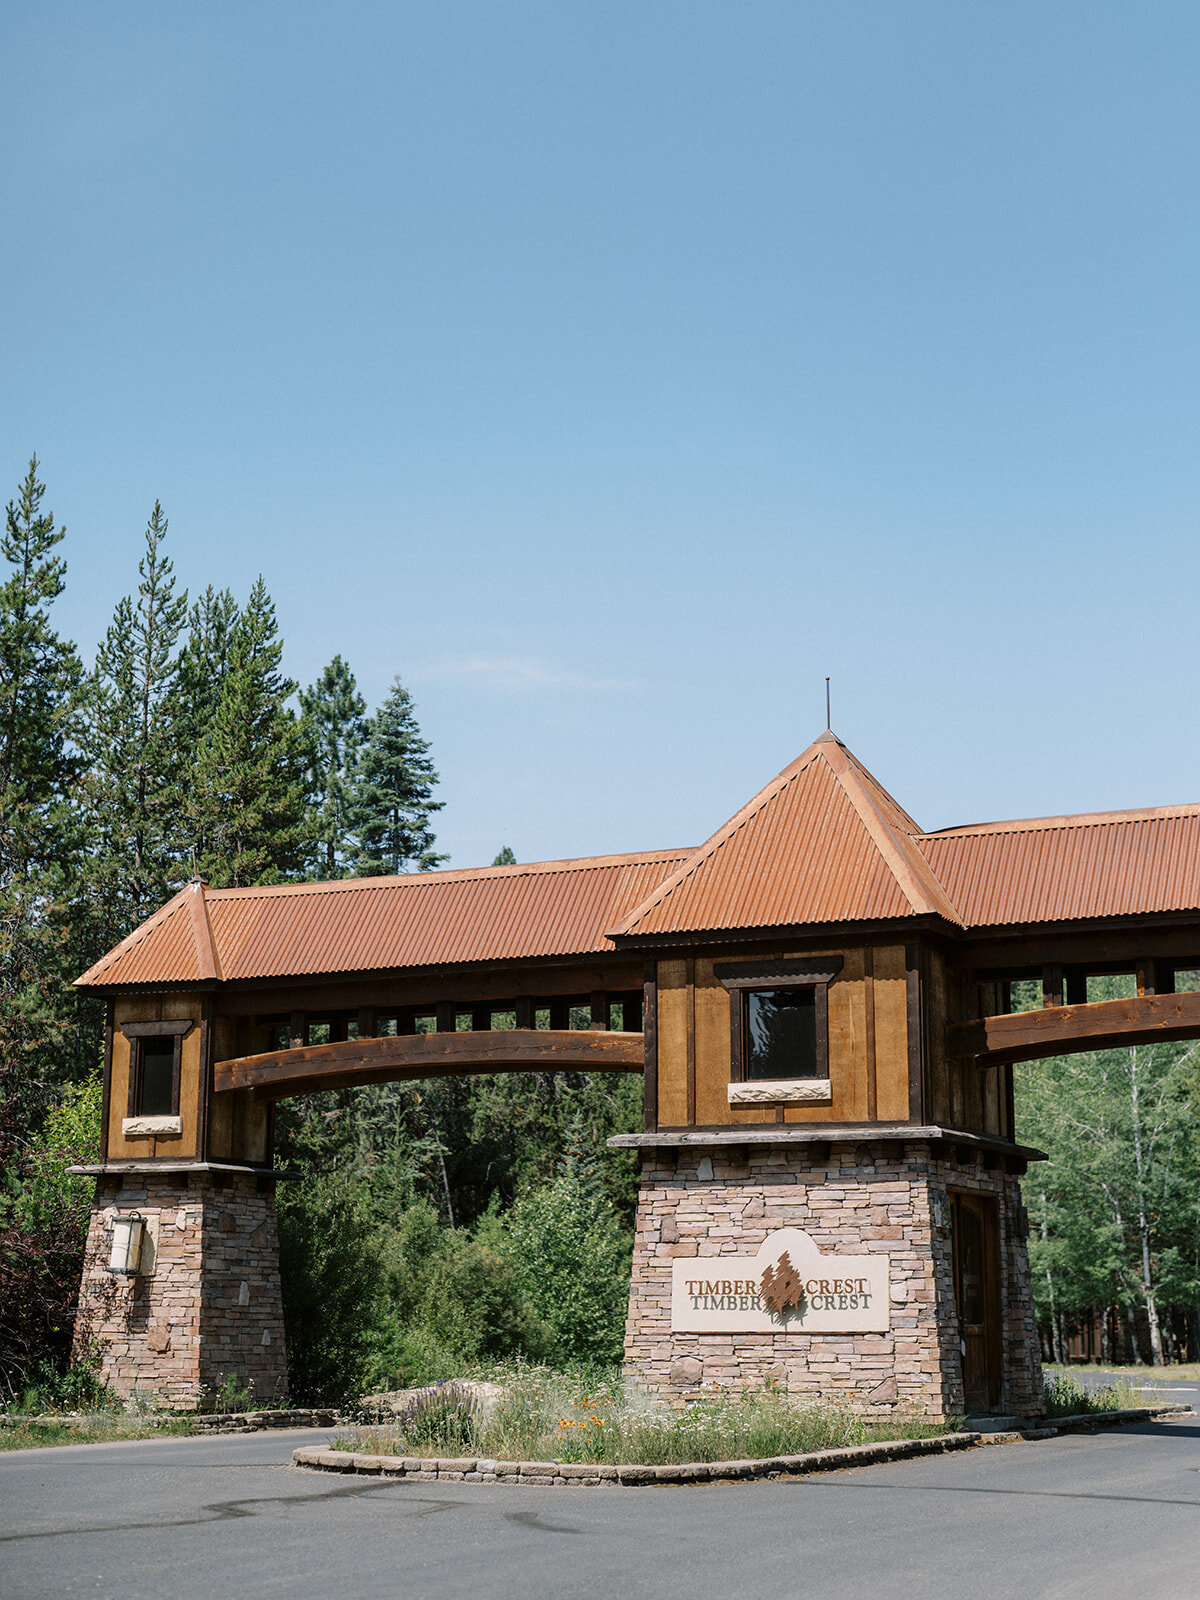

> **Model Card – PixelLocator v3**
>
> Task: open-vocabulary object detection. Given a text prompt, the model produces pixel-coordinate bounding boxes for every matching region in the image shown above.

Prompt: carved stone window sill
[122,1115,183,1137]
[727,1079,833,1106]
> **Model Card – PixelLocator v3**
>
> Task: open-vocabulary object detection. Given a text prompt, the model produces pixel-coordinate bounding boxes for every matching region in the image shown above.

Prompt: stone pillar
[624,1140,1043,1421]
[74,1170,288,1410]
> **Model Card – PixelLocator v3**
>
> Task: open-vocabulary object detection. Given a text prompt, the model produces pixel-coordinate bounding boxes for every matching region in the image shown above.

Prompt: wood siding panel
[107,1029,135,1159]
[208,1017,238,1161]
[784,947,867,1122]
[873,945,910,1121]
[693,960,732,1126]
[925,950,951,1127]
[656,960,690,1126]
[109,996,203,1160]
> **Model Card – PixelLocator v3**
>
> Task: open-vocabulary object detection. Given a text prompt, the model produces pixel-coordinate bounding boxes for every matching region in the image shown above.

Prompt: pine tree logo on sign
[759,1251,805,1316]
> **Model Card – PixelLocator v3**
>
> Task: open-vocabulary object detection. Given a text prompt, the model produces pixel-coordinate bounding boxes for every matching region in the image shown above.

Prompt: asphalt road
[3,1418,1200,1600]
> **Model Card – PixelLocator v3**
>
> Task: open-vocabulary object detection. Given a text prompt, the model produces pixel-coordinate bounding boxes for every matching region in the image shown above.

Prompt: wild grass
[0,1414,195,1450]
[1041,1369,1149,1417]
[337,1366,949,1466]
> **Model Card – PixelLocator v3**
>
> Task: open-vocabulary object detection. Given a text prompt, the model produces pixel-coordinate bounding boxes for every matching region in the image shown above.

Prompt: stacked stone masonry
[75,1173,288,1409]
[624,1142,1043,1421]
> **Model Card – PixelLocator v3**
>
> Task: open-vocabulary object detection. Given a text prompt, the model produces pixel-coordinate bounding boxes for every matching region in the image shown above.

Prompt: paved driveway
[2,1418,1199,1600]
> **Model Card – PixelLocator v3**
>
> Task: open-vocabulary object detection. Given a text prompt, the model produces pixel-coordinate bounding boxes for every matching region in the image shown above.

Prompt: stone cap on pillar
[68,1160,303,1180]
[607,1123,1046,1164]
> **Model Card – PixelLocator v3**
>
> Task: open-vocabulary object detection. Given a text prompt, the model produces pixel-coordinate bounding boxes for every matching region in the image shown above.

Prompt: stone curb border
[0,1407,339,1434]
[292,1405,1189,1489]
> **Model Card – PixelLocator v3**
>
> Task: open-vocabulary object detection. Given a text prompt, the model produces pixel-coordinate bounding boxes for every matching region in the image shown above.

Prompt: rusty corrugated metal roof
[915,806,1200,926]
[609,732,962,939]
[75,734,1200,990]
[75,849,692,988]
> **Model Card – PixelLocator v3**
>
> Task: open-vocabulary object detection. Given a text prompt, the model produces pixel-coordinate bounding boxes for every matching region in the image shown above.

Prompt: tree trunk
[1037,1187,1065,1364]
[1128,1048,1164,1365]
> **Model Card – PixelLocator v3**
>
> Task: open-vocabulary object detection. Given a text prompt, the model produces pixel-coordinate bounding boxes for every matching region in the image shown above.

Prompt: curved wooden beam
[215,1029,644,1100]
[948,990,1200,1068]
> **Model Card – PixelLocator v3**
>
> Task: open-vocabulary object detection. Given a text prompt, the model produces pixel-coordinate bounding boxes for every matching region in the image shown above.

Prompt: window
[714,958,842,1101]
[136,1038,177,1115]
[744,987,819,1079]
[121,1020,194,1124]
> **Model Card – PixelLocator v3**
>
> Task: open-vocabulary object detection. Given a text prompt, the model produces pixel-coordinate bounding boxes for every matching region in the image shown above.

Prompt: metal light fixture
[107,1211,146,1276]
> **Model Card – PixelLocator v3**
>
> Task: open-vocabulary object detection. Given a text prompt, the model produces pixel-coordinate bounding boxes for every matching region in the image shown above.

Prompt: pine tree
[350,678,446,875]
[81,502,187,942]
[0,458,85,1095]
[492,846,517,866]
[181,578,312,887]
[299,655,366,879]
[169,585,240,752]
[0,460,82,884]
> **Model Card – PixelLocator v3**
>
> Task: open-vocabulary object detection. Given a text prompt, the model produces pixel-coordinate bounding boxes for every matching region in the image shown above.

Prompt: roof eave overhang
[73,945,649,996]
[608,913,963,952]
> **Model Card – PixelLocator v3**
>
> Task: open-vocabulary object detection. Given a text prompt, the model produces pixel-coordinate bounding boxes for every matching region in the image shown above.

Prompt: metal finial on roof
[825,677,831,731]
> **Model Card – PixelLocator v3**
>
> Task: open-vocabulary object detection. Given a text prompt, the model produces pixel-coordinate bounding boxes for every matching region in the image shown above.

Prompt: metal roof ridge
[604,737,833,939]
[74,885,195,987]
[918,801,1200,841]
[819,741,964,926]
[198,846,696,900]
[187,882,221,982]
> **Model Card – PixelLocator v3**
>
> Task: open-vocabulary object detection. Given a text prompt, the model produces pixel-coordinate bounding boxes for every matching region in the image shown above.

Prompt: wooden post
[864,946,877,1122]
[590,991,609,1030]
[685,958,696,1126]
[289,1010,307,1049]
[514,997,534,1030]
[436,1002,456,1033]
[100,1000,114,1164]
[1136,957,1161,997]
[1066,973,1087,1006]
[1042,965,1064,1009]
[906,945,925,1123]
[357,1006,378,1039]
[643,961,658,1132]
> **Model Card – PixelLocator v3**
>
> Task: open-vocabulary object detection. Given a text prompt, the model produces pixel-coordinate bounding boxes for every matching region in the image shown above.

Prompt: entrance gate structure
[73,732,1200,1417]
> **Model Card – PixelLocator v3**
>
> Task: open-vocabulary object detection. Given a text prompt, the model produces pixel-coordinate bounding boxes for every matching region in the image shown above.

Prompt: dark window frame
[714,957,843,1083]
[120,1020,194,1119]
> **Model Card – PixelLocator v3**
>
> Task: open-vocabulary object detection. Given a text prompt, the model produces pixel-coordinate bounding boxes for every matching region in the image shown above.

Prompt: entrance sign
[671,1228,890,1333]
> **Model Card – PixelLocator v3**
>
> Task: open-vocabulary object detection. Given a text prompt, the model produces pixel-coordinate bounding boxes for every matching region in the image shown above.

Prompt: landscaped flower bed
[336,1368,950,1468]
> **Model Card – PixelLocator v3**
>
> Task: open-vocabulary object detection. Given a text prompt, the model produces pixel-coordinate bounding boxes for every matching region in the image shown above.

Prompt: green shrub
[505,1175,630,1365]
[277,1177,382,1405]
[365,1201,549,1390]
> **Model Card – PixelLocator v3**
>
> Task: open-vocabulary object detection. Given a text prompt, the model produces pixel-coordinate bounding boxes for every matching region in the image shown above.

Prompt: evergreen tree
[81,502,187,942]
[300,655,366,879]
[169,585,240,752]
[350,678,446,875]
[181,578,312,887]
[0,459,85,1096]
[492,846,517,866]
[0,460,82,885]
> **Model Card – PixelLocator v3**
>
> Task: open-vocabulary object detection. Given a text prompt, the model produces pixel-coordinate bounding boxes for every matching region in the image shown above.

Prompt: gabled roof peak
[607,732,962,940]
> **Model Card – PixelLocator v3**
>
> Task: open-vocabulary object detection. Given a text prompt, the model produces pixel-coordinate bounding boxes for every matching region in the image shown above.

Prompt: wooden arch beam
[948,989,1200,1069]
[214,1028,644,1101]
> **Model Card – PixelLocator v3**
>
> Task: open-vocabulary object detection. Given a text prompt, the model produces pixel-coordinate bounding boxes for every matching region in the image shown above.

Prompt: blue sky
[5,3,1200,867]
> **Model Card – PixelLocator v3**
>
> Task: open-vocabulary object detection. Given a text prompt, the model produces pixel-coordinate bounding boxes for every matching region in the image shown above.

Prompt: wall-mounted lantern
[107,1212,146,1276]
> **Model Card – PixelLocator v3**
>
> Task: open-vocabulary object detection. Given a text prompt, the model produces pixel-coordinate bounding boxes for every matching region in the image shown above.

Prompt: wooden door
[952,1192,1001,1413]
